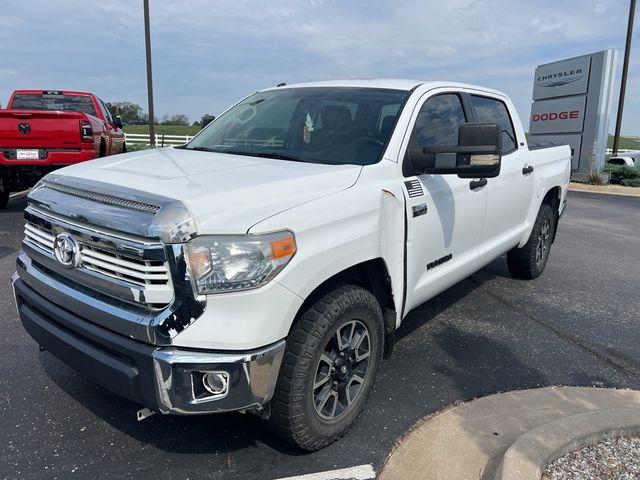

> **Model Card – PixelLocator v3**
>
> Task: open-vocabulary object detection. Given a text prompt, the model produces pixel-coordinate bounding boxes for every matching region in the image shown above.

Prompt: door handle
[522,165,534,175]
[469,178,487,190]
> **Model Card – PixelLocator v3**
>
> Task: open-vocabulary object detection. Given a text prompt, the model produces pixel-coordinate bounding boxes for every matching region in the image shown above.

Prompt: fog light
[202,372,229,396]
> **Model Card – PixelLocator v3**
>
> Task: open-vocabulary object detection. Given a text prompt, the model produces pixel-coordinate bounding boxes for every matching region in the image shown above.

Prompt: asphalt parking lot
[1,190,639,480]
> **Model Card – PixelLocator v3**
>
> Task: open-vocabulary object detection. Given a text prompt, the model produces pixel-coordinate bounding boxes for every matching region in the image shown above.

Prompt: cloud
[0,0,637,134]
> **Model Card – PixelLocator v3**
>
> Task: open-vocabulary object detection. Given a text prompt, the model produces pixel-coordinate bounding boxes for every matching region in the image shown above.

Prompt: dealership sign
[533,56,590,100]
[530,96,586,135]
[528,50,617,174]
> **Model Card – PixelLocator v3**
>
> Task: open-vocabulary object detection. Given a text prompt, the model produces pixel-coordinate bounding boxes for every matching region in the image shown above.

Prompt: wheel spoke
[328,391,339,418]
[345,374,365,405]
[314,353,334,389]
[353,330,370,362]
[316,387,339,418]
[314,373,331,390]
[319,353,334,368]
[335,321,355,351]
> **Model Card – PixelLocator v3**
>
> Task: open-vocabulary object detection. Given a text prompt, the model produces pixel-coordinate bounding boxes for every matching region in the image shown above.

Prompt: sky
[0,0,638,134]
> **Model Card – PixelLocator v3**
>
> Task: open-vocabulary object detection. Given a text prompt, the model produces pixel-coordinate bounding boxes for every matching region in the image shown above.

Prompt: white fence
[125,133,194,147]
[605,148,638,155]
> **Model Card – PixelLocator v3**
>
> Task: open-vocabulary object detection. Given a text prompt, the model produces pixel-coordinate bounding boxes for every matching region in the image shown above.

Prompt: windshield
[11,93,97,116]
[185,87,409,166]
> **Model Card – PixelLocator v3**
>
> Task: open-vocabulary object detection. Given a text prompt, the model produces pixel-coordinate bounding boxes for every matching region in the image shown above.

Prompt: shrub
[622,177,640,187]
[126,143,152,152]
[604,165,640,186]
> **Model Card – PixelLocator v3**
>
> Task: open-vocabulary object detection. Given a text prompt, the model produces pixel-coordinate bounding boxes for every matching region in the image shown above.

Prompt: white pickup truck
[13,79,570,451]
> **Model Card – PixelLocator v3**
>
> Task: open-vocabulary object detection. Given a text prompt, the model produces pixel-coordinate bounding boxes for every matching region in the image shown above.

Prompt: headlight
[185,231,296,294]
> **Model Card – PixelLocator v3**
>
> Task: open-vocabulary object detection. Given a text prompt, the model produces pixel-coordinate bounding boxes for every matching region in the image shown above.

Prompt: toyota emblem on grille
[18,123,31,134]
[53,233,80,267]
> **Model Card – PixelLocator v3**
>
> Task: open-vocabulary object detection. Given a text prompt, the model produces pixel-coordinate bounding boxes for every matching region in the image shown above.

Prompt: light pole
[143,0,156,147]
[612,0,636,156]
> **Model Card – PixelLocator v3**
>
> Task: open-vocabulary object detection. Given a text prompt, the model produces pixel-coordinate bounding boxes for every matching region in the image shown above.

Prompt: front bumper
[1,147,97,165]
[12,275,285,415]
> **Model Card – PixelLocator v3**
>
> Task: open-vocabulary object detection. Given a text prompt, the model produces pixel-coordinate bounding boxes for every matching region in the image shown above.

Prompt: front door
[401,91,487,314]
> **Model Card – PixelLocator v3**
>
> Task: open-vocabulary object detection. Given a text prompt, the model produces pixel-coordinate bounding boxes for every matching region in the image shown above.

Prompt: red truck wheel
[0,189,9,209]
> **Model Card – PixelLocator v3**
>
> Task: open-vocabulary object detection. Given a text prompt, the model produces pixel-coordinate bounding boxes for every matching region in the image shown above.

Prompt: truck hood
[36,147,362,235]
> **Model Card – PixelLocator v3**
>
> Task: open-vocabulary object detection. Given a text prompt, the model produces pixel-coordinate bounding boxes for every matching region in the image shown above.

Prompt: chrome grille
[24,223,55,254]
[23,219,173,307]
[80,245,170,286]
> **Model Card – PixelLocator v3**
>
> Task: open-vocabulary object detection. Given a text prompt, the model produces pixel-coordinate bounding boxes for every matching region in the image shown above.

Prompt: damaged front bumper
[12,273,285,415]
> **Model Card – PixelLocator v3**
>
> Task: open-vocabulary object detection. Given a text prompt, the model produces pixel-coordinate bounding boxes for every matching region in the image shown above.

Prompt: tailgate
[0,110,86,149]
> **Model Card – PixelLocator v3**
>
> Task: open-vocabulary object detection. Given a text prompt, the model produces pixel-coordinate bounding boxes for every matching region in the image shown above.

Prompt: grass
[607,135,640,151]
[123,124,200,136]
[585,172,604,185]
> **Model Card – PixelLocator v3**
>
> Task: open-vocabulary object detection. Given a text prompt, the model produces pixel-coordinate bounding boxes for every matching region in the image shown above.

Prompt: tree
[169,114,189,125]
[105,101,143,124]
[140,113,158,125]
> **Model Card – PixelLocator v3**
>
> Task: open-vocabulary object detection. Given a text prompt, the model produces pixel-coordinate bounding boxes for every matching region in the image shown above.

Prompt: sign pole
[612,0,636,156]
[143,0,156,147]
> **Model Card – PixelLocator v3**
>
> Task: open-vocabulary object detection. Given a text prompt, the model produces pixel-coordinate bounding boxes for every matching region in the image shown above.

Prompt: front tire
[268,285,384,451]
[507,204,555,279]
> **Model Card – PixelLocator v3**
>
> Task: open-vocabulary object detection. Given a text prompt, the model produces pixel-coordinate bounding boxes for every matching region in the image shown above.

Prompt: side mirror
[409,123,502,178]
[114,115,124,129]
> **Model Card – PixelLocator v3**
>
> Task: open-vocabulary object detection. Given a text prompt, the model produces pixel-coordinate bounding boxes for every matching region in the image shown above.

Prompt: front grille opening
[23,218,174,309]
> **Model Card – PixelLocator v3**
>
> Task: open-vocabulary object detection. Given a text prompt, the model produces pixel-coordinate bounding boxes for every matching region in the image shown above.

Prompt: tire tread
[268,285,382,451]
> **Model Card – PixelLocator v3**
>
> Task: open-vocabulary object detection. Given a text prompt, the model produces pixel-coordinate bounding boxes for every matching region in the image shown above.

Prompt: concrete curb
[568,182,640,197]
[377,387,640,480]
[496,407,640,480]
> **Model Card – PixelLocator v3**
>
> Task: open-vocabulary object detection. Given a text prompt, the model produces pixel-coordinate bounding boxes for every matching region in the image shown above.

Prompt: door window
[405,94,467,175]
[470,95,517,153]
[98,99,114,123]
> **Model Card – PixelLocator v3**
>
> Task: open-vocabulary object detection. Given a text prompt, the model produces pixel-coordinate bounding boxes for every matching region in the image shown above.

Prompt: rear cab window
[470,95,517,154]
[10,92,97,116]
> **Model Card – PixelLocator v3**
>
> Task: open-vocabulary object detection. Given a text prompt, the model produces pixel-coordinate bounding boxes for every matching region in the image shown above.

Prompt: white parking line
[274,464,376,480]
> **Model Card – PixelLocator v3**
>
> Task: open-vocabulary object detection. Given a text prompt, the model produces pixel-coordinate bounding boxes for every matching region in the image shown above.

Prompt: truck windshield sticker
[305,113,315,132]
[303,113,314,144]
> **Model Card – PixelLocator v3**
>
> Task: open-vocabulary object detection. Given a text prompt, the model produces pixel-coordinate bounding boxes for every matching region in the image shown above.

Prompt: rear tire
[268,285,384,451]
[507,204,555,279]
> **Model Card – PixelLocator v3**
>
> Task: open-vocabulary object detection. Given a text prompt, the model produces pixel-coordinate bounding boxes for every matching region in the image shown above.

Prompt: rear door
[401,90,487,314]
[468,93,534,260]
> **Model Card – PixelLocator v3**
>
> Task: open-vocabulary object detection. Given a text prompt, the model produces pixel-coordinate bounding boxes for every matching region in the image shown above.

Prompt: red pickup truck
[0,90,126,208]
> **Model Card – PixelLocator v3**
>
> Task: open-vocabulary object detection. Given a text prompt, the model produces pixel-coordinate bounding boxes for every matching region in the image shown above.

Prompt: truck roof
[11,90,94,96]
[262,79,508,97]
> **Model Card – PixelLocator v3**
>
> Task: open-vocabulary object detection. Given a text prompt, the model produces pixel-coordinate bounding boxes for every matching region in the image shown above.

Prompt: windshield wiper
[184,146,337,165]
[184,146,221,153]
[220,150,312,163]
